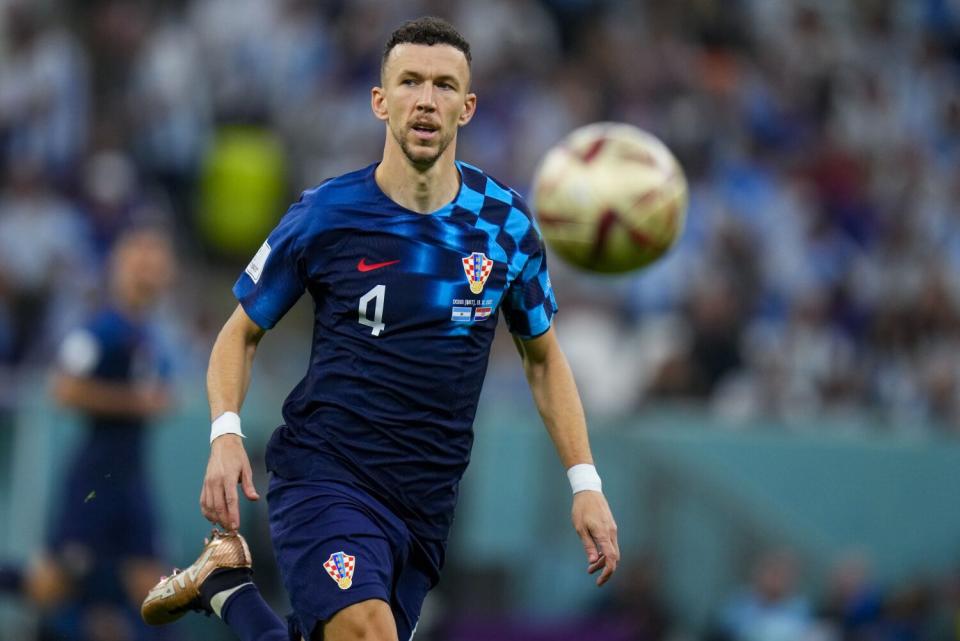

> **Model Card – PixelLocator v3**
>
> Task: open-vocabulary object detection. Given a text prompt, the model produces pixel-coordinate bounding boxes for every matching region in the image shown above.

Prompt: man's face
[373,43,476,168]
[113,230,175,304]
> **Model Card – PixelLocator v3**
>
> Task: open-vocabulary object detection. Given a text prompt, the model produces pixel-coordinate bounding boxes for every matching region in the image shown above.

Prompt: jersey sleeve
[233,198,310,330]
[502,238,559,340]
[57,327,103,377]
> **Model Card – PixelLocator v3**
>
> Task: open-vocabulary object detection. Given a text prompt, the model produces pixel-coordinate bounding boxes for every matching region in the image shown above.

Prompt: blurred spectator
[648,271,747,401]
[127,8,211,222]
[714,289,862,425]
[78,149,153,260]
[0,2,89,177]
[818,552,884,641]
[712,549,815,641]
[187,0,290,121]
[0,161,94,364]
[594,554,674,641]
[878,578,937,641]
[928,565,960,641]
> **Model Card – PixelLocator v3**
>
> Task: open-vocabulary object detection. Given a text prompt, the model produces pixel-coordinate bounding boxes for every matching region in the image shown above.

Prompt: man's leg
[0,556,72,608]
[319,599,398,641]
[267,477,407,641]
[141,530,287,641]
[216,582,288,641]
[0,563,23,593]
[122,558,171,606]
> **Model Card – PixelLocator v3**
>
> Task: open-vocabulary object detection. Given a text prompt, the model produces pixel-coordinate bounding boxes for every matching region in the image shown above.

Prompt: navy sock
[200,567,253,611]
[0,565,23,593]
[220,583,288,641]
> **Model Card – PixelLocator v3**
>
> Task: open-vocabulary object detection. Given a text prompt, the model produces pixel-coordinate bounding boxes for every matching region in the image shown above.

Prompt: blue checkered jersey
[234,161,558,542]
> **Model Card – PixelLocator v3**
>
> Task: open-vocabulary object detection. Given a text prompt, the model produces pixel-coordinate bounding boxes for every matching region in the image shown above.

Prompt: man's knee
[320,599,397,641]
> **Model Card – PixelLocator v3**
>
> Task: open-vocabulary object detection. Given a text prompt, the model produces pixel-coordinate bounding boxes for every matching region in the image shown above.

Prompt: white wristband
[210,411,245,444]
[567,463,602,494]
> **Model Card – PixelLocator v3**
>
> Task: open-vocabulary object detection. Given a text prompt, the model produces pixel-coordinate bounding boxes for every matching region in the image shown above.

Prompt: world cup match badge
[323,551,356,590]
[462,252,494,294]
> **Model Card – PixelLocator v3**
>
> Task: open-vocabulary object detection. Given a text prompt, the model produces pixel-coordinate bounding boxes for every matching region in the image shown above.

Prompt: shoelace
[159,568,182,581]
[158,530,230,581]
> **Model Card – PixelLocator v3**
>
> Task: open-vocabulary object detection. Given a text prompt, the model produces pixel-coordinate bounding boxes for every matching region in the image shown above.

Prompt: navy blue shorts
[267,474,441,641]
[48,469,159,562]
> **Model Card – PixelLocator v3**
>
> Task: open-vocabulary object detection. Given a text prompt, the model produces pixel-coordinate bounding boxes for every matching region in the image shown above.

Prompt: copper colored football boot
[141,529,252,625]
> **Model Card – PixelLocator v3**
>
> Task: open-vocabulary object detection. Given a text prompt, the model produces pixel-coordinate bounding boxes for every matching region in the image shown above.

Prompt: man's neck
[111,286,149,319]
[375,141,460,214]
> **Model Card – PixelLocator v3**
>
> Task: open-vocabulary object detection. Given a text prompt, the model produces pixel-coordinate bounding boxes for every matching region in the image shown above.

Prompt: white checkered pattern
[323,551,356,584]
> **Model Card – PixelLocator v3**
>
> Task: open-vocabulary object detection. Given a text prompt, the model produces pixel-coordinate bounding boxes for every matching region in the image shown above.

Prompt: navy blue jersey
[234,161,557,542]
[57,306,171,478]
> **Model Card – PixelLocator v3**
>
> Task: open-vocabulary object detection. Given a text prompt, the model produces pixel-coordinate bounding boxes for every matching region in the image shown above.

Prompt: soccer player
[140,16,619,641]
[0,225,175,640]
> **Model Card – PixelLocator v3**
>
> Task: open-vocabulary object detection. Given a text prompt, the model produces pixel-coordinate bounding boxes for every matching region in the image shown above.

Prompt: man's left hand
[571,490,620,586]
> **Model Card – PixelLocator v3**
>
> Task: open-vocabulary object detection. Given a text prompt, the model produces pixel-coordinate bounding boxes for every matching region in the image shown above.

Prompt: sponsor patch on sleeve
[58,329,101,376]
[245,241,271,284]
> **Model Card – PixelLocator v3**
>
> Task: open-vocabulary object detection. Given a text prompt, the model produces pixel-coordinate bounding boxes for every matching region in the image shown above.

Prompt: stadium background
[2,0,960,640]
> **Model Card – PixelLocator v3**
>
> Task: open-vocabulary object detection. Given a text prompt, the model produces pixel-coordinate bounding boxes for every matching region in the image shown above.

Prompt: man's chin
[401,142,443,168]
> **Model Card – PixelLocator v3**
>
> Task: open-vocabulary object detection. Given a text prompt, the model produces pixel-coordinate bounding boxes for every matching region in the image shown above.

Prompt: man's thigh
[316,598,398,641]
[268,476,404,640]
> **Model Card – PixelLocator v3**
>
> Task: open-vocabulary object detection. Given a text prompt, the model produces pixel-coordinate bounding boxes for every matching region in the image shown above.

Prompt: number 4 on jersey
[358,285,386,336]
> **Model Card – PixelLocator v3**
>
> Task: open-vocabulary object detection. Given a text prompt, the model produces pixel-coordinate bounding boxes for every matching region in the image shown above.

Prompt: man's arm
[200,304,265,532]
[53,374,170,419]
[513,326,620,586]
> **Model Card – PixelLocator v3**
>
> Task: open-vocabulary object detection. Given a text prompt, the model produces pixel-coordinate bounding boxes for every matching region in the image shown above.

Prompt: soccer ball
[531,122,688,274]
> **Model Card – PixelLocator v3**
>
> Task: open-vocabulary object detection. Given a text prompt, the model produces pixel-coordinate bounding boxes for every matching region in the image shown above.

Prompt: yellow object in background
[198,126,287,257]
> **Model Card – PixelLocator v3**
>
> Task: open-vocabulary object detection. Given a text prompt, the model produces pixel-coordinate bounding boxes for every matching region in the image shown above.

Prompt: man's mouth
[411,123,439,140]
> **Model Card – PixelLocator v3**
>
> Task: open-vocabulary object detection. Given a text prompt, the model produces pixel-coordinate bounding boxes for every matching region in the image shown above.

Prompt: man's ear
[371,86,389,122]
[459,93,477,126]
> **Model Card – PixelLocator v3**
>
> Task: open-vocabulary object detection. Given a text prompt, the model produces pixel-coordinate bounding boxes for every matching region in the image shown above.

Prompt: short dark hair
[382,16,472,71]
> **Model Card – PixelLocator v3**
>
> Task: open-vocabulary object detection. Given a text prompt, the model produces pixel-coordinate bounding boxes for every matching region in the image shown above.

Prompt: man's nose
[416,83,437,110]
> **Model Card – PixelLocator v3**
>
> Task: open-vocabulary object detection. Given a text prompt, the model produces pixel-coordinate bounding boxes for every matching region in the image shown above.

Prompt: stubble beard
[392,123,453,170]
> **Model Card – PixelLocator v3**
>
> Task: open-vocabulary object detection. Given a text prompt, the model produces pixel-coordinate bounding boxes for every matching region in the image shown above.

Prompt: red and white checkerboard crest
[323,551,356,590]
[462,252,494,294]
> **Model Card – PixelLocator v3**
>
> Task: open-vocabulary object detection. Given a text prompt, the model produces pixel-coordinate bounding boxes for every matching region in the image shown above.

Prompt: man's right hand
[200,434,260,531]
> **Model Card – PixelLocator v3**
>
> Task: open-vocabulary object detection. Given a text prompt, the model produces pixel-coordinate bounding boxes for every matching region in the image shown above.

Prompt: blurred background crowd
[2,0,960,429]
[2,0,960,640]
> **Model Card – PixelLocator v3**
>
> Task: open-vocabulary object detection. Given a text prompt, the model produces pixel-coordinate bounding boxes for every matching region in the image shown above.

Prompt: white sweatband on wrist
[210,411,244,444]
[567,463,602,494]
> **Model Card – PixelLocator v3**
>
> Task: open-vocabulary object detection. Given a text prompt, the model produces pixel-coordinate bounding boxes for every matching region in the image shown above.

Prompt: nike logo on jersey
[357,258,400,272]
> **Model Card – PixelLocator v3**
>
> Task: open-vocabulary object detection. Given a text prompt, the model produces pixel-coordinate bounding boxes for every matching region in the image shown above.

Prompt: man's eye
[402,79,418,86]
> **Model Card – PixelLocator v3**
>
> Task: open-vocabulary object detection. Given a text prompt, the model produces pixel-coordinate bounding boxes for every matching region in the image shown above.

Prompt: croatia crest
[323,551,356,590]
[462,252,494,294]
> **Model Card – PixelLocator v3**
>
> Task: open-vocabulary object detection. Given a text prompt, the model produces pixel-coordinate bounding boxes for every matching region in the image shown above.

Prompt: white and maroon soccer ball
[531,122,688,274]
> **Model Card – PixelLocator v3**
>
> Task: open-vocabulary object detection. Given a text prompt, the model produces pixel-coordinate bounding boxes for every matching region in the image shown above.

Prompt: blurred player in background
[141,16,618,641]
[0,226,176,641]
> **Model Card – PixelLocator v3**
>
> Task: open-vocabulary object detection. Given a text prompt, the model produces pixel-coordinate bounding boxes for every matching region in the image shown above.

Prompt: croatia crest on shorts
[462,252,494,294]
[323,551,356,590]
